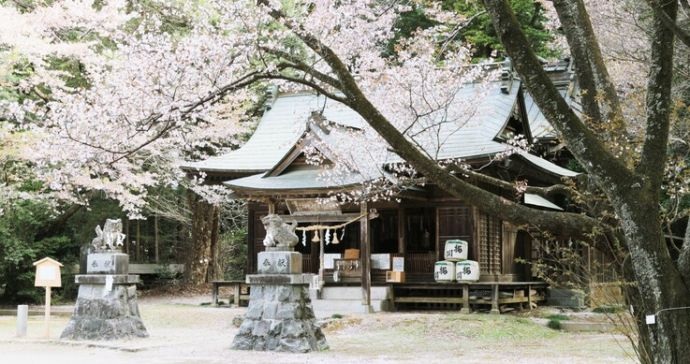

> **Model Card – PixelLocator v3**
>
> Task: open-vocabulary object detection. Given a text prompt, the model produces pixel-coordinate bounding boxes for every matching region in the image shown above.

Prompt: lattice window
[478,213,502,275]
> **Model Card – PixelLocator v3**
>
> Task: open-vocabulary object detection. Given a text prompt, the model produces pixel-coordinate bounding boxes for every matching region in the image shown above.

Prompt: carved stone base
[231,274,328,353]
[257,251,302,274]
[61,278,148,340]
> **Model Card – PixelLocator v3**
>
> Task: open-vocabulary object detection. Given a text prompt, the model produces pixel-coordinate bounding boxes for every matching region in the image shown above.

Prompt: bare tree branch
[552,0,626,137]
[647,0,690,47]
[637,0,677,190]
[481,0,637,196]
[450,165,577,200]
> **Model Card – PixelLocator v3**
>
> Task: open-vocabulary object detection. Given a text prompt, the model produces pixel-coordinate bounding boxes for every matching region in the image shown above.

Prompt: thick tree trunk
[618,195,690,364]
[478,1,690,362]
[622,257,654,364]
[186,191,220,284]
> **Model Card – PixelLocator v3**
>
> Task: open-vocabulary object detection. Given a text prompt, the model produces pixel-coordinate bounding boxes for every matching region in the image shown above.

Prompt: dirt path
[0,296,635,364]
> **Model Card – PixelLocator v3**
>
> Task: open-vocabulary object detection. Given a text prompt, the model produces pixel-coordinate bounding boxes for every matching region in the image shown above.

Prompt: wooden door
[502,222,518,275]
[437,206,473,259]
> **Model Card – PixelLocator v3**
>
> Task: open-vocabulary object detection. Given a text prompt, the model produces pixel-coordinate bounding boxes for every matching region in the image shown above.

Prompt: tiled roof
[185,81,579,185]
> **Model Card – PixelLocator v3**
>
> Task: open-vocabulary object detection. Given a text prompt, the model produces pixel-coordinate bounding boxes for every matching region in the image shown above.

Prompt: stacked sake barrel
[434,240,479,282]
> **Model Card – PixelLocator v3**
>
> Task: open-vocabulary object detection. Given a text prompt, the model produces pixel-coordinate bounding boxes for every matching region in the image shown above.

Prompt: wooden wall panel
[437,206,473,260]
[477,212,503,275]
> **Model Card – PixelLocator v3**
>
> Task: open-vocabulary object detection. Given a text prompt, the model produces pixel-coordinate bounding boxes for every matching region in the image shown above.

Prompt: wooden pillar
[234,282,241,307]
[435,207,441,261]
[310,231,319,275]
[527,284,533,311]
[398,206,405,254]
[212,283,219,305]
[461,284,471,314]
[490,284,500,315]
[44,286,51,338]
[136,220,141,262]
[319,230,325,284]
[154,215,160,263]
[360,203,371,310]
[124,218,130,254]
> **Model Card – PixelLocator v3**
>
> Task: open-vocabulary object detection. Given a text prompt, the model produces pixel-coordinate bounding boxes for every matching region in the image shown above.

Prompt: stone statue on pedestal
[232,214,328,353]
[61,218,148,340]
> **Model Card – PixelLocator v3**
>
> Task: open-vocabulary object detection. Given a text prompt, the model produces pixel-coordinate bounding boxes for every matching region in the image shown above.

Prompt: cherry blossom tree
[482,1,690,362]
[3,1,690,360]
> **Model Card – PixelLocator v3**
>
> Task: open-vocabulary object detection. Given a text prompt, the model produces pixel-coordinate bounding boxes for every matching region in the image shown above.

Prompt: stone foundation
[61,283,148,340]
[231,275,328,353]
[61,252,148,340]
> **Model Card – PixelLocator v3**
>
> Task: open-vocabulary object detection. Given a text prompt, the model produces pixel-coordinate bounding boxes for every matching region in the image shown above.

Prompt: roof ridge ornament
[501,58,514,94]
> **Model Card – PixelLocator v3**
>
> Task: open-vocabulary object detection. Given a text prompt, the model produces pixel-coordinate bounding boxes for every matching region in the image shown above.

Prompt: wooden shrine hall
[182,62,581,314]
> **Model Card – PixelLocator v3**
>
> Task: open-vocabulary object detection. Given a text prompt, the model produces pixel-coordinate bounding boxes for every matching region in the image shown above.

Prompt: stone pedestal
[232,250,328,353]
[61,252,148,340]
[257,250,302,274]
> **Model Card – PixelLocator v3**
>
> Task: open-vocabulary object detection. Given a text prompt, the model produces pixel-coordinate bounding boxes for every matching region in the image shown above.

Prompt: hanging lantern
[332,229,340,245]
[311,229,320,243]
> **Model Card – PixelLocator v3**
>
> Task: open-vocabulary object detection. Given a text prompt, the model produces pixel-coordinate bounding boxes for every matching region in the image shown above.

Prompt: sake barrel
[434,261,456,282]
[455,260,480,282]
[444,239,468,261]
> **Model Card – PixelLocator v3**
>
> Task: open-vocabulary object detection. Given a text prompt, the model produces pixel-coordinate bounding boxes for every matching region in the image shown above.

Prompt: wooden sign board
[33,257,63,288]
[286,198,342,216]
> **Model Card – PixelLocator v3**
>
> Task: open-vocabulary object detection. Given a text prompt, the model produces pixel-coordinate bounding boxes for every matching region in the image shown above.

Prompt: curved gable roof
[184,81,578,180]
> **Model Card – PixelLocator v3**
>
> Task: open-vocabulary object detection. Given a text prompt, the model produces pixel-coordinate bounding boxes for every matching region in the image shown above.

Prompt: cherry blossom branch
[259,47,342,89]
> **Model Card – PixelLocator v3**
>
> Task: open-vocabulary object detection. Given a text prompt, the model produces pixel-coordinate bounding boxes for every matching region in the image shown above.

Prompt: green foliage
[45,56,90,89]
[592,304,625,314]
[447,0,556,59]
[155,264,182,281]
[0,196,132,303]
[546,313,569,330]
[546,314,569,321]
[0,200,79,303]
[219,227,248,280]
[62,198,123,247]
[385,6,438,57]
[547,318,562,330]
[389,0,557,60]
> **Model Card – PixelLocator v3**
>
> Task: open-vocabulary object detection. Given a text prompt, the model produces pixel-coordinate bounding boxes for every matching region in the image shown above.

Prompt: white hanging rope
[294,212,368,232]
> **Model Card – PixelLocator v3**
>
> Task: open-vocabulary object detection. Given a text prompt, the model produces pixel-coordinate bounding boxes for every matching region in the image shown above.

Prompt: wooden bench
[129,263,185,275]
[390,281,547,314]
[211,280,250,306]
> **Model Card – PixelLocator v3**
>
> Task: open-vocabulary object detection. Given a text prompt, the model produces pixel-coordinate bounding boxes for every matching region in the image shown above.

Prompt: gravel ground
[0,295,636,364]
